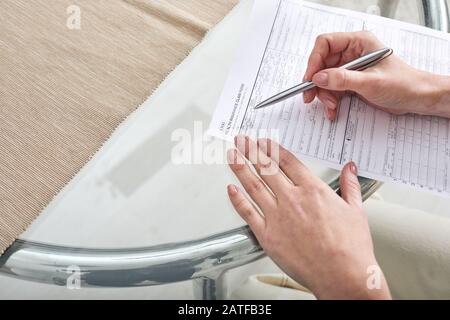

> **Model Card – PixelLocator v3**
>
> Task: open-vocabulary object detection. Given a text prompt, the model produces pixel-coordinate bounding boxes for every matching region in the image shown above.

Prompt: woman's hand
[227,136,391,299]
[303,31,450,120]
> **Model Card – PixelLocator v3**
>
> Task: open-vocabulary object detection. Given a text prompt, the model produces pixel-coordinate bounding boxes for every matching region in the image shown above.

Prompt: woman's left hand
[226,136,391,299]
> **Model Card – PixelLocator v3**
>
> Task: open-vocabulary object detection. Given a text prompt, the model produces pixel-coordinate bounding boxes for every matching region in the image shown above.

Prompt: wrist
[312,259,391,300]
[419,72,450,118]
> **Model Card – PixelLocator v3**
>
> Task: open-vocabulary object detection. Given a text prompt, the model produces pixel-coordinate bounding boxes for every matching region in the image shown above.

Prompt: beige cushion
[366,198,450,299]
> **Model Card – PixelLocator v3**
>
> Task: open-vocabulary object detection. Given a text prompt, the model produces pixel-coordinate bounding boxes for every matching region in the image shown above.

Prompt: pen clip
[356,48,394,71]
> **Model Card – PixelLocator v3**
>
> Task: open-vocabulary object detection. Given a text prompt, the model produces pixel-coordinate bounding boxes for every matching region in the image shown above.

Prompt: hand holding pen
[257,31,450,120]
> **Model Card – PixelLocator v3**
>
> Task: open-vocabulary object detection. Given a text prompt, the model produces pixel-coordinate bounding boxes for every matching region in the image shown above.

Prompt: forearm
[421,72,450,118]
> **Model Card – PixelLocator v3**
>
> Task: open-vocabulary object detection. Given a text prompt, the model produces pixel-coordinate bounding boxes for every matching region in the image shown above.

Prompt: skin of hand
[227,135,391,300]
[303,31,450,120]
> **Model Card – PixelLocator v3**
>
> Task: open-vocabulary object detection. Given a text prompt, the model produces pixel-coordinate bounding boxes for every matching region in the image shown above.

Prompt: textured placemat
[0,0,238,254]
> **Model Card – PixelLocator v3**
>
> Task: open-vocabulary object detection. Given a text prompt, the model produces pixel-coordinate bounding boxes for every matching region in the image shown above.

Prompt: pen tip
[254,103,264,109]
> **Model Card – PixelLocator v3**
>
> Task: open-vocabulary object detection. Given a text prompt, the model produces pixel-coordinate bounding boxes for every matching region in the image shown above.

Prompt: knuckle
[304,180,327,198]
[345,177,361,192]
[317,184,330,198]
[278,151,292,168]
[235,197,249,212]
[308,52,321,65]
[339,69,348,89]
[357,30,382,49]
[316,33,331,45]
[303,182,319,196]
[257,157,273,170]
[357,30,374,43]
[278,157,289,168]
[283,190,298,205]
[315,34,325,45]
[246,180,265,195]
[242,206,254,220]
[235,199,256,222]
[232,162,246,172]
[359,30,373,38]
[306,52,324,76]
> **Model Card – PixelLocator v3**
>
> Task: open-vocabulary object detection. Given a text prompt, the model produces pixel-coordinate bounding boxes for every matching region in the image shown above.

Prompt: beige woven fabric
[0,0,238,254]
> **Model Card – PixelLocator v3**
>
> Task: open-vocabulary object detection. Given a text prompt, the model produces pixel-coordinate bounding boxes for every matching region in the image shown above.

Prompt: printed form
[208,0,450,196]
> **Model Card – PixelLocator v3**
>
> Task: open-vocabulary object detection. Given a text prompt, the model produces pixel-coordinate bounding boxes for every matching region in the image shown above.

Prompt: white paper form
[208,0,450,196]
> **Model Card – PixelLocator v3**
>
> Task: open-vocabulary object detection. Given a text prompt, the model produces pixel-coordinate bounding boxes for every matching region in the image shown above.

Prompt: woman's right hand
[303,31,450,120]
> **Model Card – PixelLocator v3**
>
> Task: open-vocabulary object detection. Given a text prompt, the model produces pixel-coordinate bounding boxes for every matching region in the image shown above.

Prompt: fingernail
[227,184,238,196]
[349,161,358,175]
[303,91,311,103]
[312,72,329,86]
[328,107,338,121]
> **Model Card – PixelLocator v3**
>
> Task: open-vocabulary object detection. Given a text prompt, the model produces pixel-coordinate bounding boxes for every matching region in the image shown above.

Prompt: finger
[227,184,265,237]
[258,139,311,186]
[323,52,343,68]
[303,31,382,87]
[309,31,381,69]
[303,33,355,104]
[317,88,339,110]
[304,32,358,82]
[339,162,362,208]
[227,149,276,211]
[304,51,347,104]
[312,68,376,94]
[303,87,317,104]
[317,89,340,121]
[303,50,326,103]
[235,135,292,194]
[326,107,338,121]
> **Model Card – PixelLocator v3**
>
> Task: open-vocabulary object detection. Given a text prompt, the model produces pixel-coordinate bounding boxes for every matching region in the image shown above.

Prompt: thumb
[312,68,371,93]
[339,162,362,208]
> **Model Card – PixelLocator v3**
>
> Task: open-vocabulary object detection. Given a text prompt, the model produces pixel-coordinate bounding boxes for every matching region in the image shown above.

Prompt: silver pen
[254,47,393,110]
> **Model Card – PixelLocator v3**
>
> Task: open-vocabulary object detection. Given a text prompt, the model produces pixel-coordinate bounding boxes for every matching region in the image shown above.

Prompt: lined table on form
[209,0,450,196]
